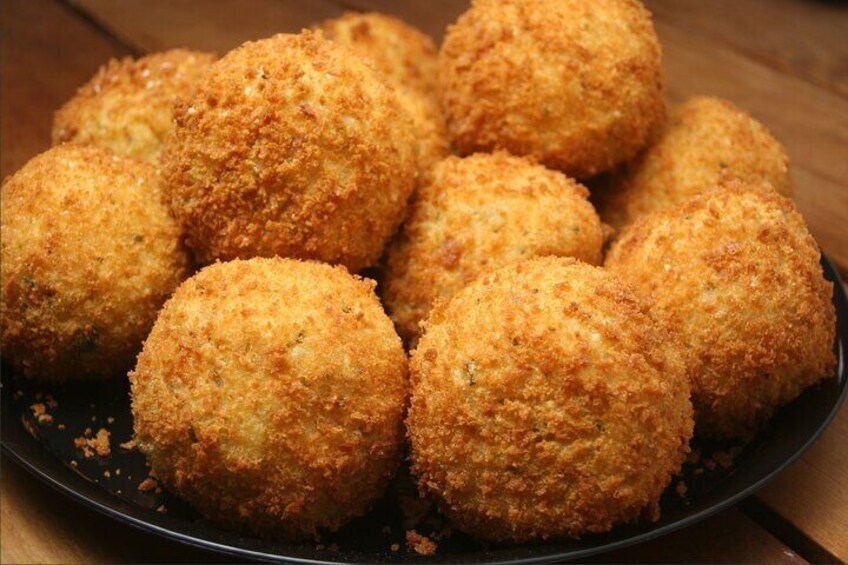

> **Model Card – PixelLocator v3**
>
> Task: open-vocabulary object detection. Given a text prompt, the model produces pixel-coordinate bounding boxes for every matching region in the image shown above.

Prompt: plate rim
[3,254,847,564]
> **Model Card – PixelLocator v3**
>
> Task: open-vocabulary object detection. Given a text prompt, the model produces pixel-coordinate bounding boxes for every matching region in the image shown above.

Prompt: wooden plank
[69,0,343,54]
[0,0,128,177]
[596,508,806,564]
[756,403,848,562]
[646,0,848,97]
[1,453,803,564]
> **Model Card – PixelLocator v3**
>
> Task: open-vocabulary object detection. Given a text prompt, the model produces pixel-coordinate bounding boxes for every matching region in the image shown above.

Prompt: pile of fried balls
[1,0,835,544]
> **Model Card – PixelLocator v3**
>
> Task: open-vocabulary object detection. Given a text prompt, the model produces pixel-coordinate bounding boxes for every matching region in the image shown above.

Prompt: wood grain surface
[1,0,846,563]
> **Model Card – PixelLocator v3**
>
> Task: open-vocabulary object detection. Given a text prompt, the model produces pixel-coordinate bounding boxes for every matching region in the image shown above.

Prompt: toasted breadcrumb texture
[407,257,693,542]
[318,13,449,177]
[384,152,604,344]
[53,49,216,163]
[596,96,791,230]
[319,12,439,101]
[130,257,408,539]
[162,31,417,272]
[606,184,835,439]
[0,145,189,381]
[439,0,665,178]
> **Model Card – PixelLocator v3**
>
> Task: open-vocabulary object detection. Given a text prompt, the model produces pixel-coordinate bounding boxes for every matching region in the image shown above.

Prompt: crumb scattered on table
[21,415,38,438]
[57,423,66,431]
[75,428,111,458]
[120,438,138,451]
[103,470,111,478]
[138,477,158,492]
[107,416,115,424]
[390,543,400,552]
[406,530,437,556]
[156,505,167,513]
[30,402,53,424]
[676,480,688,497]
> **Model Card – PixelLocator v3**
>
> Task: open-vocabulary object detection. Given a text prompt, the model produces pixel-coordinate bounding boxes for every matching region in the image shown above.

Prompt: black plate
[2,255,847,564]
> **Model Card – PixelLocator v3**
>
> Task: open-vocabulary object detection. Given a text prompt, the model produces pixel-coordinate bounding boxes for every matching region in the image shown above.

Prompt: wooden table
[1,0,846,562]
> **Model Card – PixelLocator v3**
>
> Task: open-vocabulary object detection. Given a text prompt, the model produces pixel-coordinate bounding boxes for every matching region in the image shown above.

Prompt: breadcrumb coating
[53,49,216,163]
[0,145,188,381]
[384,152,604,344]
[162,31,417,271]
[439,0,665,178]
[606,184,835,439]
[130,257,408,539]
[596,96,791,230]
[318,12,439,101]
[407,257,693,542]
[319,13,449,178]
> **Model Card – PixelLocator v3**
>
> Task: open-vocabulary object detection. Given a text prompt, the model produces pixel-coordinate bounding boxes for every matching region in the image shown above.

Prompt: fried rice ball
[596,96,791,230]
[439,0,665,178]
[384,152,604,344]
[162,31,417,272]
[52,49,216,163]
[408,257,693,542]
[318,11,439,100]
[319,12,449,177]
[130,257,407,539]
[0,145,188,381]
[605,184,835,439]
[394,87,451,178]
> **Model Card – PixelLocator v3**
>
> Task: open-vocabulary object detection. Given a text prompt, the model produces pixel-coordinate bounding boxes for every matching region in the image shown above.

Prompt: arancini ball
[162,31,417,272]
[319,12,449,178]
[439,0,665,178]
[384,152,604,344]
[596,96,791,230]
[407,257,693,542]
[318,11,439,101]
[0,144,188,381]
[394,86,451,178]
[53,49,216,163]
[130,257,408,539]
[605,184,835,439]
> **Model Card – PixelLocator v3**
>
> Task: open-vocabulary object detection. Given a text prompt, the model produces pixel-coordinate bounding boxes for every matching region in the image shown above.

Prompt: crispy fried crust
[384,152,604,344]
[605,184,835,439]
[130,257,408,539]
[161,31,417,271]
[318,11,439,101]
[439,0,665,178]
[596,96,791,230]
[0,145,188,381]
[319,13,450,178]
[407,257,693,542]
[52,49,216,163]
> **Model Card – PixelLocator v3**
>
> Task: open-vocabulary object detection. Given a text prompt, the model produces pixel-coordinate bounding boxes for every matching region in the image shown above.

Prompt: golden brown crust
[130,257,408,540]
[319,13,450,179]
[161,31,417,272]
[0,144,188,381]
[605,184,835,439]
[52,49,216,163]
[318,11,439,101]
[439,0,665,178]
[596,96,791,230]
[384,152,604,344]
[407,257,693,542]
